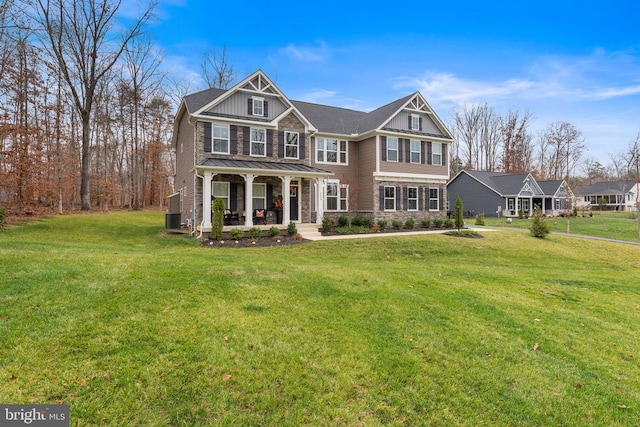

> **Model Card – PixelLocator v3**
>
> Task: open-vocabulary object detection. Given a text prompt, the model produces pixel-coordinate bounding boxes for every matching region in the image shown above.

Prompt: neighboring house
[169,69,454,234]
[574,180,639,211]
[447,170,573,217]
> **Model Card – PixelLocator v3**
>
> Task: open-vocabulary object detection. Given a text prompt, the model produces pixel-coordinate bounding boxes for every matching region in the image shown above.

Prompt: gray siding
[204,91,288,120]
[387,111,442,135]
[448,172,504,217]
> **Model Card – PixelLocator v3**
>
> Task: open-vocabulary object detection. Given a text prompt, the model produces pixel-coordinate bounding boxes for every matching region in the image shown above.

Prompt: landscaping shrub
[337,215,349,227]
[322,216,335,232]
[454,197,464,231]
[391,219,403,230]
[404,218,415,229]
[518,209,524,219]
[230,228,244,240]
[268,226,280,237]
[475,213,485,226]
[352,215,372,228]
[211,199,225,240]
[249,227,261,239]
[421,217,431,228]
[444,218,454,228]
[433,218,443,228]
[377,219,387,230]
[530,205,550,238]
[287,222,297,236]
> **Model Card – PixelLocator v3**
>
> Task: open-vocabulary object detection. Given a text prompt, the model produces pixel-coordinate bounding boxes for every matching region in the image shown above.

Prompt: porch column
[314,178,324,225]
[280,175,292,225]
[243,174,255,227]
[202,171,213,229]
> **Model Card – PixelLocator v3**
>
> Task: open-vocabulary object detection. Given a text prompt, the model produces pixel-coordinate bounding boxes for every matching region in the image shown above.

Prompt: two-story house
[169,70,454,235]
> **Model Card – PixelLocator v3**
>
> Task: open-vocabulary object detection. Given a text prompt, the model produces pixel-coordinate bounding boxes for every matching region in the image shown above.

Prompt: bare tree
[541,121,585,180]
[34,0,156,210]
[201,45,236,89]
[500,108,534,174]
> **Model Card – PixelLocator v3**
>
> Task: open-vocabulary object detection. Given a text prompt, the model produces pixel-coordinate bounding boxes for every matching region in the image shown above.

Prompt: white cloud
[279,42,328,62]
[295,89,338,103]
[396,49,640,106]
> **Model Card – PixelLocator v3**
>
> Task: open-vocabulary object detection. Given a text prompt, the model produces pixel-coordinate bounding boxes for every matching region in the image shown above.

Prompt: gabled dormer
[376,92,453,140]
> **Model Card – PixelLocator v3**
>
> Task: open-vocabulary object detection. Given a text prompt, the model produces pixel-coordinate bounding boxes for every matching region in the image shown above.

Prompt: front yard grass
[481,210,640,242]
[1,211,639,425]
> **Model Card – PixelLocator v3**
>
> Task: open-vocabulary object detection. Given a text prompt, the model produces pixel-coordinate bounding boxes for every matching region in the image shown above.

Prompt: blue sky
[139,0,640,164]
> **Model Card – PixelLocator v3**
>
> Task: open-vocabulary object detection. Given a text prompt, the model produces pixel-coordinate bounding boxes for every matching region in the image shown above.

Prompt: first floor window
[410,139,421,163]
[387,137,398,162]
[213,124,229,153]
[251,128,266,156]
[432,142,442,165]
[384,186,396,211]
[326,181,348,211]
[429,187,439,211]
[285,131,299,159]
[408,187,418,210]
[252,183,266,209]
[213,182,230,209]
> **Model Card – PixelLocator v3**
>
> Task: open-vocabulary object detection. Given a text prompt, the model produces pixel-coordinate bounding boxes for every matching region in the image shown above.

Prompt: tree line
[449,103,640,186]
[1,1,638,217]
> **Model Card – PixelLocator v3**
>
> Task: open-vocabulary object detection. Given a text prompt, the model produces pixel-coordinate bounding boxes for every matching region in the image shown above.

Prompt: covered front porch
[196,159,332,234]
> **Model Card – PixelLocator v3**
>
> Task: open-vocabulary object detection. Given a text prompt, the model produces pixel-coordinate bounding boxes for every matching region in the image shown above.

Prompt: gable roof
[175,70,454,141]
[575,180,637,195]
[457,170,545,196]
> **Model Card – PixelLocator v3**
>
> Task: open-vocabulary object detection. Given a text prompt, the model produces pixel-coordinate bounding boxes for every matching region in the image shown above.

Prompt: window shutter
[442,143,447,166]
[408,115,412,129]
[427,142,432,165]
[379,185,385,210]
[381,136,387,161]
[403,186,408,210]
[398,139,403,163]
[300,133,306,159]
[439,186,444,212]
[278,131,284,158]
[230,125,238,154]
[247,98,253,115]
[405,139,410,163]
[203,122,212,152]
[418,187,424,210]
[230,183,238,211]
[395,186,401,210]
[264,101,269,117]
[267,184,273,208]
[421,141,426,164]
[266,129,273,157]
[419,117,423,131]
[243,127,250,155]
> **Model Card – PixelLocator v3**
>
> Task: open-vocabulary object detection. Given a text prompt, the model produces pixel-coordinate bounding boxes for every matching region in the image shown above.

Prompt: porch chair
[253,209,267,225]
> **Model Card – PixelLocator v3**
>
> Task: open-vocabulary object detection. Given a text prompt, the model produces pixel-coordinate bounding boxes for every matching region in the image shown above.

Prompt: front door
[289,183,299,221]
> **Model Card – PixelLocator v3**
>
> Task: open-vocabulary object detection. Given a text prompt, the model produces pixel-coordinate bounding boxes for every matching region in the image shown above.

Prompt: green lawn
[480,210,640,243]
[1,211,639,426]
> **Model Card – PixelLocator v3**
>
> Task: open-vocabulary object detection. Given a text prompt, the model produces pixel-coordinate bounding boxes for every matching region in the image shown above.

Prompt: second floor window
[432,142,442,166]
[316,138,347,164]
[213,124,229,153]
[251,128,266,156]
[410,139,421,163]
[285,131,299,159]
[387,137,398,162]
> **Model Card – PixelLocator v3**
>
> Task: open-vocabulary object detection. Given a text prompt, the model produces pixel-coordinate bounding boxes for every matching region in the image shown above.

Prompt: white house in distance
[574,180,639,211]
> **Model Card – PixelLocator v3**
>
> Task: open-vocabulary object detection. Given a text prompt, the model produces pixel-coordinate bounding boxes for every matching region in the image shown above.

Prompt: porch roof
[197,158,334,178]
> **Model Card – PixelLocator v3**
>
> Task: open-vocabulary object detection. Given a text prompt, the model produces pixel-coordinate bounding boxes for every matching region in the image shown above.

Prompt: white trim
[373,171,448,182]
